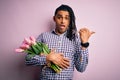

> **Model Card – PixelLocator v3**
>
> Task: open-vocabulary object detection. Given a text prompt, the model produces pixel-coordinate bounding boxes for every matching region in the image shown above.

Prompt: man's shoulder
[40,31,53,35]
[37,31,53,41]
[38,31,54,37]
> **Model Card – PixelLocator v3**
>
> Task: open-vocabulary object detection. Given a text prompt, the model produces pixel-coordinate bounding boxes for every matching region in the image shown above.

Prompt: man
[26,4,95,80]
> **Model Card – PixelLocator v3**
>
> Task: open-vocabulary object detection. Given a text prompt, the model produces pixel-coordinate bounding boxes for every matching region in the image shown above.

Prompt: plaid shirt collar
[52,29,67,37]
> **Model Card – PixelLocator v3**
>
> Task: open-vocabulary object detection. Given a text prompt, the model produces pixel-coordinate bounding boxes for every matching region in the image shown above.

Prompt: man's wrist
[81,42,89,48]
[46,55,51,67]
[81,46,87,50]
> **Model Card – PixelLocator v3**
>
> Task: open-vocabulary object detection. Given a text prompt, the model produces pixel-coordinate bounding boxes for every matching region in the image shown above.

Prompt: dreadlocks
[54,4,78,41]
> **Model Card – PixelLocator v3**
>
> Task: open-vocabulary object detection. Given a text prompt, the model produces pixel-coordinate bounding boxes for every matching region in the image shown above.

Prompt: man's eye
[57,16,61,19]
[65,17,70,20]
[65,17,69,20]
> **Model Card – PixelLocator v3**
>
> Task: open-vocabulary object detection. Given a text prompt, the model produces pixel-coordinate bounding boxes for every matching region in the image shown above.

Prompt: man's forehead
[56,10,70,16]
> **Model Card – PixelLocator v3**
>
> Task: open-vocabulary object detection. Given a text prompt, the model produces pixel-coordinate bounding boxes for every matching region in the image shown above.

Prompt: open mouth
[59,25,65,29]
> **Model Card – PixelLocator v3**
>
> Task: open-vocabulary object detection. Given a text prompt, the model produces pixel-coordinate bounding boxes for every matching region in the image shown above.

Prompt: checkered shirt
[26,31,88,80]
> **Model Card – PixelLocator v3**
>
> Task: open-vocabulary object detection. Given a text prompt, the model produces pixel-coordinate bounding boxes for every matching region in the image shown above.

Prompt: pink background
[0,0,120,80]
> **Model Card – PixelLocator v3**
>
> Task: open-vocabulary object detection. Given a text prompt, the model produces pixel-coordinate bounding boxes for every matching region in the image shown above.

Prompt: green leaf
[42,43,50,54]
[37,42,44,52]
[24,49,34,54]
[36,42,43,53]
[31,45,40,55]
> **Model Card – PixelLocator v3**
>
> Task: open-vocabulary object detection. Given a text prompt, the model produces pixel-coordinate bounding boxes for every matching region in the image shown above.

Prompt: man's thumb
[91,31,95,35]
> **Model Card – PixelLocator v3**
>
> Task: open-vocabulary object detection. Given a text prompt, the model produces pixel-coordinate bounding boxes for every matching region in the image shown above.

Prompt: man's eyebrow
[56,14,62,16]
[66,15,70,17]
[56,14,70,17]
[56,14,61,16]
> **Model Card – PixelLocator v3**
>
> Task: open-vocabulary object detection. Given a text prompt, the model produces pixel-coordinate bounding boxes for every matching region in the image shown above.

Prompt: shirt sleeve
[25,55,47,66]
[74,37,89,72]
[74,48,88,72]
[25,33,47,66]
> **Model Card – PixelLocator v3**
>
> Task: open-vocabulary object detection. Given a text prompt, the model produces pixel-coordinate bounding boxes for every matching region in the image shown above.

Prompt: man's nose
[61,18,65,24]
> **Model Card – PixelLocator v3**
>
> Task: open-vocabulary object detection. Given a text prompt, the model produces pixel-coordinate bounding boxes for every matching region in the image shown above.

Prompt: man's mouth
[59,25,65,29]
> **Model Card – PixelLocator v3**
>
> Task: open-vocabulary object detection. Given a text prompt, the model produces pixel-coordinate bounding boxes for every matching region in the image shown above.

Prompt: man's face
[54,10,70,34]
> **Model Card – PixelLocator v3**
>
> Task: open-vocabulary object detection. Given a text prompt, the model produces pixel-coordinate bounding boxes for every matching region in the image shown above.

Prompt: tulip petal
[29,36,36,42]
[20,44,30,49]
[24,38,32,45]
[15,48,24,53]
[29,36,36,45]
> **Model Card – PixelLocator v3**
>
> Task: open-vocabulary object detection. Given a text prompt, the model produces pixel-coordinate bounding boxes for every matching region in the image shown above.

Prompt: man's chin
[58,30,66,34]
[60,31,66,34]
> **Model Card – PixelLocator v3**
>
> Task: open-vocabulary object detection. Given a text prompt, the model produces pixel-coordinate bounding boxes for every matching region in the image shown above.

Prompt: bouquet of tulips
[15,36,61,73]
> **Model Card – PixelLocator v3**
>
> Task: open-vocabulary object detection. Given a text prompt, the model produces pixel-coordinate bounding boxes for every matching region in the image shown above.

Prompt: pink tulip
[29,36,36,42]
[29,36,36,45]
[23,38,32,46]
[20,44,30,50]
[15,48,24,53]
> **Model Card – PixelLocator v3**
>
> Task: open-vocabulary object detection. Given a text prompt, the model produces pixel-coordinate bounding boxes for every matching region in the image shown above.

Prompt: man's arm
[25,33,70,67]
[25,33,47,66]
[74,48,88,72]
[74,28,94,72]
[25,55,47,66]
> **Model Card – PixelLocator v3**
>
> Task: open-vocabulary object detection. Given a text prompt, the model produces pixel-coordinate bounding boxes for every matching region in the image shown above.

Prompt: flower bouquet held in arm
[15,36,61,73]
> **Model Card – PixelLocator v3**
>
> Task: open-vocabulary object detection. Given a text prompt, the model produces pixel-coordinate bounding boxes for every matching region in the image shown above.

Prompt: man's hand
[46,49,70,69]
[79,28,95,43]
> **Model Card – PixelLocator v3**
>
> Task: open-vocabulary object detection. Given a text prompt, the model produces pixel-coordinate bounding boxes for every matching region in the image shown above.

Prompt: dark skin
[46,10,95,69]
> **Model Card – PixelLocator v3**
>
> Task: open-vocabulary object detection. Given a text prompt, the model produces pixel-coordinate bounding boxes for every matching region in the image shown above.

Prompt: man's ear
[53,16,55,22]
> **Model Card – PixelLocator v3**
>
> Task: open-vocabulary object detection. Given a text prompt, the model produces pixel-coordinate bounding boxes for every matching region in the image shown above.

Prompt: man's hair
[54,4,78,41]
